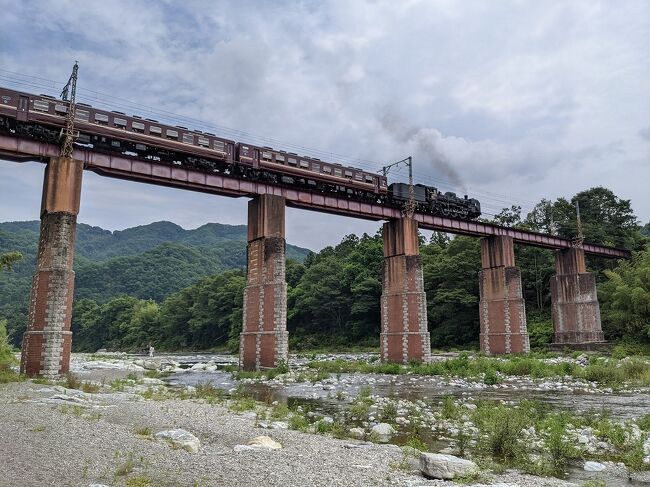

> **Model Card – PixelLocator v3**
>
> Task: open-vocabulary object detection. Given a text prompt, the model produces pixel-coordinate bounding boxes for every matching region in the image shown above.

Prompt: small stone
[154,429,200,453]
[349,427,365,439]
[419,453,479,480]
[343,442,373,449]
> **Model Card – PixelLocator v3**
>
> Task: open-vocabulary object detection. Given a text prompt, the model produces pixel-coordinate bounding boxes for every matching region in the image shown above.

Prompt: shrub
[0,320,19,383]
[544,414,580,473]
[474,403,528,460]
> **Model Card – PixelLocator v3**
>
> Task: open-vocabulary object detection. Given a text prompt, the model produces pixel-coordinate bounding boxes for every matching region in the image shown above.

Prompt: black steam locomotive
[0,86,481,220]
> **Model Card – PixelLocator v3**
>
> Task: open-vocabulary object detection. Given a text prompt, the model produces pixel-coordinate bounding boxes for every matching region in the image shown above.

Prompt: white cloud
[0,0,648,248]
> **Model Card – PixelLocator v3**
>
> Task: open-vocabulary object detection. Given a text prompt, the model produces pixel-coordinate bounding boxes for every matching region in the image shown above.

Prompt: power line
[0,68,543,216]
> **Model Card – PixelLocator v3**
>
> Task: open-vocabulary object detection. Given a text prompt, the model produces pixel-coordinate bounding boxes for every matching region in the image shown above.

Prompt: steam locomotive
[0,87,481,220]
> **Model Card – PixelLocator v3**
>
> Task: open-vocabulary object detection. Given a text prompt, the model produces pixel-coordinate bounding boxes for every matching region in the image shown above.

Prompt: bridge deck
[0,134,630,259]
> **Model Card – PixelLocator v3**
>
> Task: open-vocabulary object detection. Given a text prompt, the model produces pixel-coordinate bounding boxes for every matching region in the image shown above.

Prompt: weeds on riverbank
[307,353,650,389]
[0,319,21,384]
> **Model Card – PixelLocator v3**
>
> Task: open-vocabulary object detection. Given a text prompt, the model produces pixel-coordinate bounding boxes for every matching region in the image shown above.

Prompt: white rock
[371,423,395,436]
[419,453,479,480]
[349,427,365,439]
[143,359,161,370]
[271,421,288,429]
[154,429,200,453]
[235,435,282,451]
[584,461,606,472]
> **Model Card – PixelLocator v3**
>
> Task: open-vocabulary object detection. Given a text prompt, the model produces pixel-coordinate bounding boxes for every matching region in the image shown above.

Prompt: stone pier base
[550,248,605,348]
[380,218,431,364]
[479,236,530,354]
[20,157,83,377]
[240,194,288,370]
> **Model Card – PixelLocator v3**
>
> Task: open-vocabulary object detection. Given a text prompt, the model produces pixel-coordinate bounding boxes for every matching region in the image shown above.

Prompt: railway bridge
[0,133,630,377]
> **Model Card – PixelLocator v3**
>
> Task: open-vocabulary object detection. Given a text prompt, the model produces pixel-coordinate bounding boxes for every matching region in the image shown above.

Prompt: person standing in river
[148,344,155,358]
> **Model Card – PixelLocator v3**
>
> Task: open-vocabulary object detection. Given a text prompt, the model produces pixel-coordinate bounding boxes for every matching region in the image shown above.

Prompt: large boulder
[143,359,161,370]
[419,453,479,480]
[154,429,200,453]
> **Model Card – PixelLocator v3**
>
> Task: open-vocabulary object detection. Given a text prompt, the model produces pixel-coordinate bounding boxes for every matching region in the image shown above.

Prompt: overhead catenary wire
[0,68,544,217]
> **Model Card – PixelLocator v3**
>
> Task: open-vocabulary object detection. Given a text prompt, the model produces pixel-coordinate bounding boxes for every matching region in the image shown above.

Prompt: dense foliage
[0,221,309,346]
[0,186,647,352]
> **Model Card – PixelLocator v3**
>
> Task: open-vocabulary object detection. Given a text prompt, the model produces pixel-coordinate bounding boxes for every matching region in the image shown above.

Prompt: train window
[135,143,147,151]
[299,160,309,168]
[132,121,145,132]
[113,118,127,127]
[111,140,121,147]
[214,140,225,152]
[150,126,162,135]
[365,175,374,182]
[275,154,285,162]
[288,157,297,165]
[75,110,89,122]
[94,113,109,123]
[344,170,353,177]
[54,104,68,113]
[166,130,178,139]
[380,179,387,187]
[182,133,193,143]
[33,100,50,112]
[323,166,332,174]
[334,168,342,177]
[262,151,272,161]
[313,163,320,172]
[198,137,209,147]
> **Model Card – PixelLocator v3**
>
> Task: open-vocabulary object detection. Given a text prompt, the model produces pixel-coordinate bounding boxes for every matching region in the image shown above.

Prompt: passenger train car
[0,87,480,219]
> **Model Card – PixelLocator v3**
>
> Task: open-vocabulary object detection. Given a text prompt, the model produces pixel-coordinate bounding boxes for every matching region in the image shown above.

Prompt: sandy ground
[0,364,580,487]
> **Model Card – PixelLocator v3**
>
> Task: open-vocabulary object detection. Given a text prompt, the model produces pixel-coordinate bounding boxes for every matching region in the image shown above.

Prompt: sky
[0,0,648,250]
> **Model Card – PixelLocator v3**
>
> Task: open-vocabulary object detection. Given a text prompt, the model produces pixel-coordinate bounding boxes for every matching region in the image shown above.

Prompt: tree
[599,246,650,341]
[493,206,523,227]
[551,187,641,249]
[423,236,481,347]
[0,251,22,272]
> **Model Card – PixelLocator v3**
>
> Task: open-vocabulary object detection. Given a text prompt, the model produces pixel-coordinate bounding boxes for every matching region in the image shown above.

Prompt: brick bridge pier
[20,157,83,377]
[17,159,610,375]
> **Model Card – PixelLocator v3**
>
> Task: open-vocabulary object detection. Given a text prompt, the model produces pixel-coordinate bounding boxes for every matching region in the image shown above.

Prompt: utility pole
[572,200,584,248]
[382,156,415,218]
[60,62,79,159]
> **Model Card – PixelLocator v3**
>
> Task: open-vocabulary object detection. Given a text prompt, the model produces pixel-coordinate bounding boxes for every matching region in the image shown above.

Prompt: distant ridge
[0,220,311,339]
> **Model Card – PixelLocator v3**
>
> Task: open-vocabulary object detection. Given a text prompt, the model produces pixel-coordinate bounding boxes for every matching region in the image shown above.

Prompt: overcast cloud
[0,0,648,249]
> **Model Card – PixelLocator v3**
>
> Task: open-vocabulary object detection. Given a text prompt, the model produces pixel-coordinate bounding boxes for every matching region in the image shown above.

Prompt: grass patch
[307,354,650,389]
[126,476,152,487]
[135,426,152,437]
[194,383,225,403]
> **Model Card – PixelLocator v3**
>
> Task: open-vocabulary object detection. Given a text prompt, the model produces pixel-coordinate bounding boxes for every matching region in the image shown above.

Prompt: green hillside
[0,221,311,344]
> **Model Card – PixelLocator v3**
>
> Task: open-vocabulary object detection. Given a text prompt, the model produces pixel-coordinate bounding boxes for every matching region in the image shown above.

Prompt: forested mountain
[0,221,310,344]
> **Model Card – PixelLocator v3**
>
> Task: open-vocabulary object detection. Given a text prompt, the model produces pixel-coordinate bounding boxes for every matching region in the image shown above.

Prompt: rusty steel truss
[0,134,631,259]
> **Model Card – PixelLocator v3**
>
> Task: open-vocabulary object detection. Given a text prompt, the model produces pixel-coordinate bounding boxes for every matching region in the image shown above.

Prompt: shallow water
[157,353,650,486]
